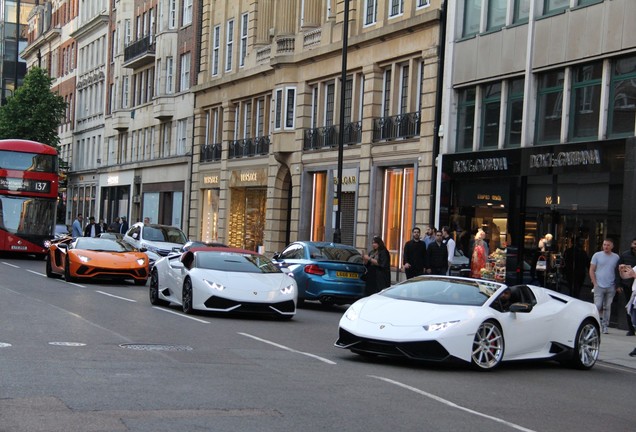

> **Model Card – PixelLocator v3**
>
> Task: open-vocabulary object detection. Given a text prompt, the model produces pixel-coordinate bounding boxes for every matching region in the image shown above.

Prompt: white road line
[238,332,337,365]
[151,306,211,323]
[27,269,46,277]
[96,291,137,302]
[598,362,636,374]
[68,282,86,288]
[2,262,19,268]
[368,375,537,432]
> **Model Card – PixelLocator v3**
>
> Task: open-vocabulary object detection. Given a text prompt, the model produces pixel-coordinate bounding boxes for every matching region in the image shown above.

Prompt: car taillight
[304,264,325,276]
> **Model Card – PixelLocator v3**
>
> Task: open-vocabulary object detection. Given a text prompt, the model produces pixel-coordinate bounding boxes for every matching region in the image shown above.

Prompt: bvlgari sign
[529,150,601,168]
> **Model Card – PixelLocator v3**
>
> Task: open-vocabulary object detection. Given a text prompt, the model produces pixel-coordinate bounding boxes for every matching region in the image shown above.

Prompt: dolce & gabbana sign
[529,149,601,168]
[453,157,509,173]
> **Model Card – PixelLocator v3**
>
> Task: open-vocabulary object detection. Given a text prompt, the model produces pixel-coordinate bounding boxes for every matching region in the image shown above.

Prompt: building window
[212,25,220,76]
[155,59,161,95]
[382,69,392,117]
[180,52,191,91]
[487,0,507,31]
[240,13,248,68]
[166,56,174,94]
[481,82,501,149]
[570,62,602,140]
[398,65,409,114]
[201,188,220,242]
[161,122,171,157]
[513,0,530,23]
[243,101,252,138]
[536,70,564,144]
[505,78,524,148]
[417,0,430,8]
[608,54,636,137]
[274,89,283,130]
[389,0,404,18]
[122,76,129,108]
[310,172,328,241]
[225,19,234,72]
[456,88,476,152]
[285,88,296,129]
[543,0,569,15]
[168,0,177,28]
[256,98,265,137]
[463,0,482,37]
[182,0,192,26]
[382,167,415,269]
[364,0,377,26]
[177,119,187,155]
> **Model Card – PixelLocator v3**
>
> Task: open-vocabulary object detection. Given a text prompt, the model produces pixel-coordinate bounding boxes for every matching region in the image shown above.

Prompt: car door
[165,255,186,303]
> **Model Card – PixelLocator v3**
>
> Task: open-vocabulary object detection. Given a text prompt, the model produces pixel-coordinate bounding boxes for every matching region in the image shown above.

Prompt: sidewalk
[599,327,636,370]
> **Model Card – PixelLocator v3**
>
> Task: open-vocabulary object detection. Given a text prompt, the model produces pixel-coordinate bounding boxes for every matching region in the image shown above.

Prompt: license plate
[336,271,358,279]
[11,245,28,251]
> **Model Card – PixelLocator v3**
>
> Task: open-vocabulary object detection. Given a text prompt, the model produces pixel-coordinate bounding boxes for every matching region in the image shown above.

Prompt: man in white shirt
[589,238,621,334]
[442,226,456,275]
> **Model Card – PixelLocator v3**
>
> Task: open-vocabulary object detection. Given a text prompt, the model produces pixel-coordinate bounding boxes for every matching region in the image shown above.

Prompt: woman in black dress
[363,236,391,296]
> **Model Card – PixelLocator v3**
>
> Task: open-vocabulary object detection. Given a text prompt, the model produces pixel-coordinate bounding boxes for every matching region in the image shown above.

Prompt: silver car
[123,223,188,260]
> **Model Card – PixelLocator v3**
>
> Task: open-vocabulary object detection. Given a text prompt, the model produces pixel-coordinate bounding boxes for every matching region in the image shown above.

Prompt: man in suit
[83,216,102,237]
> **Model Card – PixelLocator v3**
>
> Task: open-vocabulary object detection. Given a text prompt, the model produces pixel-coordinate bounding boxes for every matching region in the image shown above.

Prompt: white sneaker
[602,327,609,334]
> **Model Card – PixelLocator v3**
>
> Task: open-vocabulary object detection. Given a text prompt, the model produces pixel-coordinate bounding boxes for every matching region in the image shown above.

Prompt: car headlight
[44,240,51,248]
[344,304,361,321]
[280,283,295,295]
[137,258,146,266]
[423,320,460,332]
[204,279,225,291]
[77,254,91,263]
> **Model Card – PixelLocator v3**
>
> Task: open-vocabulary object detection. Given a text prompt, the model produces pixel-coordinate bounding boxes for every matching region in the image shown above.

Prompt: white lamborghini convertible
[149,247,297,319]
[335,276,600,370]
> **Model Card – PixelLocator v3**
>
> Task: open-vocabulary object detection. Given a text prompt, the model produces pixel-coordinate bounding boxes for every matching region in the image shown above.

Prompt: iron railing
[303,121,362,150]
[200,143,222,162]
[228,136,270,159]
[372,112,421,141]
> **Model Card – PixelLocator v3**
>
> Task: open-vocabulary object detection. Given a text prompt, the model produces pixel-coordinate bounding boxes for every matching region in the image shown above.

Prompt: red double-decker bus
[0,139,59,256]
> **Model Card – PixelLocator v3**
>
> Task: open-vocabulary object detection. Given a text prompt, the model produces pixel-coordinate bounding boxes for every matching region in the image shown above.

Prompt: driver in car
[493,288,512,312]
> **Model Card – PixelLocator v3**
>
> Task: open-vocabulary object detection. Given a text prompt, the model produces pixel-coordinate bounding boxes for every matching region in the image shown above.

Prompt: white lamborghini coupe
[335,276,600,370]
[149,247,297,319]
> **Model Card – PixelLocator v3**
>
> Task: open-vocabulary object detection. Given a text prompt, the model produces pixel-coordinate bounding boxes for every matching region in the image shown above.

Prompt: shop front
[98,171,133,227]
[141,181,184,227]
[199,170,221,243]
[227,168,268,252]
[68,174,98,222]
[441,139,634,291]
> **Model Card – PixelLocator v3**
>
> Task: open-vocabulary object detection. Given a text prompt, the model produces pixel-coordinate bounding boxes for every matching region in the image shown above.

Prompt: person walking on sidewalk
[619,237,636,336]
[619,264,636,356]
[426,230,448,276]
[402,227,427,279]
[589,238,621,334]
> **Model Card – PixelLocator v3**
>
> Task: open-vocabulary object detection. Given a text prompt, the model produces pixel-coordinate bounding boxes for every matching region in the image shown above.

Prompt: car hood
[70,250,147,264]
[196,270,292,290]
[142,240,184,251]
[353,295,478,327]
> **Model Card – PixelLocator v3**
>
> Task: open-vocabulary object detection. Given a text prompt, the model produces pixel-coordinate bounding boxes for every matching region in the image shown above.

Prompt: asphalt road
[0,255,632,432]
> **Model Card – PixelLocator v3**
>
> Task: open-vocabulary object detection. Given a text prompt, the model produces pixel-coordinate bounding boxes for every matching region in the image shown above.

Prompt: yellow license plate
[336,271,358,279]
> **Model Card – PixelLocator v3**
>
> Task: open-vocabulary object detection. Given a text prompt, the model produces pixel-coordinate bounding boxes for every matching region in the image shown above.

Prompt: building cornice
[70,13,109,40]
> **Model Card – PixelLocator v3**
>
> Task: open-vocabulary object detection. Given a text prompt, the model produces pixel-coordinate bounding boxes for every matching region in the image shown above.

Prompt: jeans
[594,286,616,328]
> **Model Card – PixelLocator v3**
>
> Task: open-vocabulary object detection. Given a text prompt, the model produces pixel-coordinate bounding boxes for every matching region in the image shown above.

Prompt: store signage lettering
[453,158,508,173]
[0,177,51,193]
[529,150,600,168]
[203,175,219,185]
[477,194,502,202]
[333,176,357,185]
[107,175,119,185]
[240,172,258,182]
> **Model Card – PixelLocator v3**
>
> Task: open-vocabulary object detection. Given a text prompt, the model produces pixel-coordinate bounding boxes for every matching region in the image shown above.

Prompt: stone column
[256,0,274,44]
[274,0,297,35]
[303,0,322,27]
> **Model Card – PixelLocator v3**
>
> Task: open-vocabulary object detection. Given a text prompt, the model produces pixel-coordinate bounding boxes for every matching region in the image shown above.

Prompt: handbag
[536,255,547,271]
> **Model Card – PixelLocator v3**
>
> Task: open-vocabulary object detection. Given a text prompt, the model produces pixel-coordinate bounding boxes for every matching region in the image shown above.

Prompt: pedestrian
[71,213,83,238]
[562,237,589,299]
[426,230,448,276]
[98,218,108,233]
[619,237,636,336]
[589,238,621,334]
[442,226,456,275]
[402,227,427,279]
[423,225,436,247]
[618,264,636,356]
[119,216,129,234]
[108,217,121,233]
[470,230,487,278]
[362,235,391,296]
[83,216,102,237]
[143,217,151,224]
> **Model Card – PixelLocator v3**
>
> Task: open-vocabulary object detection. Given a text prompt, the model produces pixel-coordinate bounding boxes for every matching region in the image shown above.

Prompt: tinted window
[142,225,187,244]
[307,244,363,263]
[75,238,137,252]
[0,151,57,172]
[280,244,304,259]
[381,277,501,306]
[197,252,282,274]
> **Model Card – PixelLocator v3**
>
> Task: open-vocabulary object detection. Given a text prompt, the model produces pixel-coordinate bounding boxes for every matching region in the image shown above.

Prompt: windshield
[197,251,282,274]
[0,195,55,236]
[381,277,501,306]
[0,150,57,172]
[307,244,363,263]
[74,238,138,252]
[142,225,187,244]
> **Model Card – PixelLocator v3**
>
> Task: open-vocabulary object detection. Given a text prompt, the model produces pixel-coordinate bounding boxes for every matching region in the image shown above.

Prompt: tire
[64,256,75,283]
[568,319,600,370]
[182,278,194,314]
[471,320,504,370]
[149,269,168,306]
[45,254,55,278]
[296,297,305,308]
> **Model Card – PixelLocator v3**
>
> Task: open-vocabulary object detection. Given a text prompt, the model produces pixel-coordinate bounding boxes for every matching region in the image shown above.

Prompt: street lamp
[333,0,350,244]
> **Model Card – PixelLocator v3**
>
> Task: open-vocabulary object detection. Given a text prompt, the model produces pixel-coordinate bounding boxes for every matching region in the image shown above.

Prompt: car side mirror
[139,247,147,253]
[272,253,280,260]
[57,243,68,250]
[132,233,138,239]
[509,303,533,313]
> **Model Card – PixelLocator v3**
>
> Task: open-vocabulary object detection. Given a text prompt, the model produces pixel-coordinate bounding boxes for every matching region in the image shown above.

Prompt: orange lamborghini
[46,237,149,285]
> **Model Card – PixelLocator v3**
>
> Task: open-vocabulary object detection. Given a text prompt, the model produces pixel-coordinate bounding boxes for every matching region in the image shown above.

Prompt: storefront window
[481,82,501,149]
[381,167,414,268]
[228,187,266,251]
[505,78,524,148]
[143,192,160,225]
[311,172,328,241]
[570,62,602,140]
[456,88,476,152]
[200,188,220,242]
[608,54,636,137]
[172,192,182,227]
[536,70,564,144]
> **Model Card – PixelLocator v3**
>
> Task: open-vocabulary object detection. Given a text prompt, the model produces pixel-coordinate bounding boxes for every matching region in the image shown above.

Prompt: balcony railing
[123,35,156,68]
[200,142,222,162]
[228,136,270,159]
[303,121,362,150]
[372,112,421,141]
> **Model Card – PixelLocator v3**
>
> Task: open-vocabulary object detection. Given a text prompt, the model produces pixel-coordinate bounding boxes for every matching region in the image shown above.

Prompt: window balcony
[372,112,421,141]
[200,142,222,162]
[228,136,270,159]
[123,35,156,69]
[303,121,362,150]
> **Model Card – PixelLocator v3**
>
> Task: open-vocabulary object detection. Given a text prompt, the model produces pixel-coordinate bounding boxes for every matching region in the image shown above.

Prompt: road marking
[96,291,137,302]
[68,282,86,288]
[49,342,86,347]
[152,306,211,323]
[0,342,12,348]
[27,269,46,277]
[2,262,19,268]
[598,362,636,375]
[238,332,337,365]
[368,375,537,432]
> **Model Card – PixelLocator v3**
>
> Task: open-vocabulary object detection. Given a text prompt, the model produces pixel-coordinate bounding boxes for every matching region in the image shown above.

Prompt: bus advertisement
[0,139,59,256]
